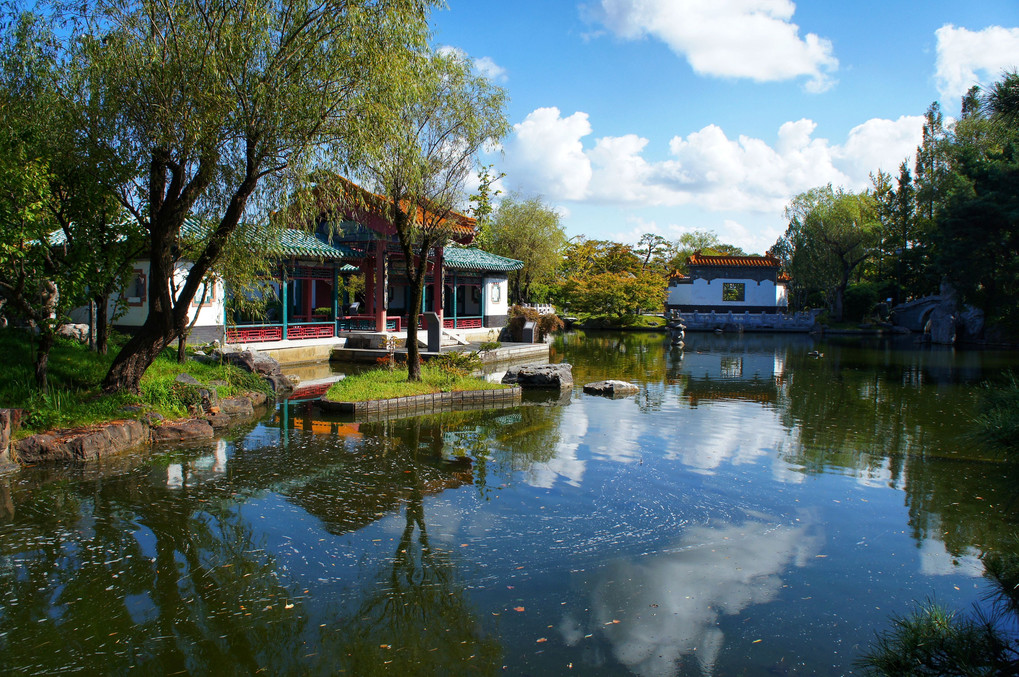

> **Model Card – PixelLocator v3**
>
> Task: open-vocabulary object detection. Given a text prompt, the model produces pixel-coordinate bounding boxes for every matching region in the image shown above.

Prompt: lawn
[0,329,269,436]
[325,362,508,403]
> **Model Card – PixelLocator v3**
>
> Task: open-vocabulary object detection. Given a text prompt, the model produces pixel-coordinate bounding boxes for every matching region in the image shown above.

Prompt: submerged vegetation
[0,328,268,435]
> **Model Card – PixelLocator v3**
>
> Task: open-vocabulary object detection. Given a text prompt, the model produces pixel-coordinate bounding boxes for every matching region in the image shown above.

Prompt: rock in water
[583,380,639,398]
[502,363,573,390]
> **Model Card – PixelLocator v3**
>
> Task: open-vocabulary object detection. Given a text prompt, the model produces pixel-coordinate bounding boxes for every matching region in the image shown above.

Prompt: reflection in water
[3,332,1019,675]
[562,514,822,677]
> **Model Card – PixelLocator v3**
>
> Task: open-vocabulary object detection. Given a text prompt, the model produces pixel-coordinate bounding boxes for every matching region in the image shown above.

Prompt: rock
[926,306,957,345]
[198,388,219,412]
[222,350,294,395]
[56,323,90,343]
[206,413,233,430]
[246,391,268,407]
[958,305,985,341]
[219,396,255,418]
[16,420,149,463]
[502,363,573,390]
[175,373,201,386]
[150,420,214,443]
[583,380,639,397]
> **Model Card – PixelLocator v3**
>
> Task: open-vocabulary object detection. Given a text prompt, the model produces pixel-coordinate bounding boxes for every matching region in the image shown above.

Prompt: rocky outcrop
[16,419,149,464]
[502,363,573,390]
[221,349,295,395]
[149,419,215,444]
[583,380,639,397]
[4,385,269,467]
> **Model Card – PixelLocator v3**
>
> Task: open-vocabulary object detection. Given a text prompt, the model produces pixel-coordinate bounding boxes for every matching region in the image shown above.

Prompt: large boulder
[583,380,639,398]
[958,305,985,341]
[150,419,214,444]
[16,419,148,463]
[502,363,573,390]
[57,323,90,343]
[221,350,295,395]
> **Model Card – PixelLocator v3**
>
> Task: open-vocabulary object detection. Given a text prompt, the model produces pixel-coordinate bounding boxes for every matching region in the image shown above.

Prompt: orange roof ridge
[687,252,780,268]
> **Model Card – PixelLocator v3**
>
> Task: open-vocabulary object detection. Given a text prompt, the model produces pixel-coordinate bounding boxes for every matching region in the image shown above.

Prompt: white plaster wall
[110,261,225,328]
[668,277,781,308]
[776,282,789,308]
[483,276,508,316]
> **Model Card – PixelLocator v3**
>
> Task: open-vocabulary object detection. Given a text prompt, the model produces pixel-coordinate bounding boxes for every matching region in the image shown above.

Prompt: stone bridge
[890,296,943,332]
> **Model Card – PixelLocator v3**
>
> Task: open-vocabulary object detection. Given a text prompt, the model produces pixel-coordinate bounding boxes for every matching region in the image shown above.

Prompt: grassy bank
[325,363,508,403]
[0,329,269,436]
[578,314,666,329]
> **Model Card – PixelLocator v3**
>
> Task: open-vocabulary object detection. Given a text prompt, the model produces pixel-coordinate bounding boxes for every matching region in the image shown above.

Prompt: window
[126,269,146,306]
[722,282,745,302]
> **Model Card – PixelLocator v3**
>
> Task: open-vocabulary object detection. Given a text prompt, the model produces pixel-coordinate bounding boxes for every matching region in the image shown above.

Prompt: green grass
[0,328,270,436]
[325,363,508,403]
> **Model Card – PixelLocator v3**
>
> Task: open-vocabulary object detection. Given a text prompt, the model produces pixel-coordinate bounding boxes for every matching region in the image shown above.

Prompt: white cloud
[503,107,593,200]
[589,0,838,91]
[436,45,509,83]
[503,109,923,215]
[474,56,508,82]
[935,25,1019,103]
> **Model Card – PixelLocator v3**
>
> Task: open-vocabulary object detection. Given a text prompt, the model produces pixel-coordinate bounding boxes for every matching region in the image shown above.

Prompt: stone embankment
[0,350,293,470]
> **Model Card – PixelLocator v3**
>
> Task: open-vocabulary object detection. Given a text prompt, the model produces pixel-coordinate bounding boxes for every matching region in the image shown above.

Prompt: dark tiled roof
[687,253,780,268]
[444,247,523,271]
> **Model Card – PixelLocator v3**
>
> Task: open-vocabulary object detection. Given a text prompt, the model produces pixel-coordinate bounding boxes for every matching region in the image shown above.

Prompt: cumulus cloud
[502,108,924,217]
[588,0,838,91]
[474,56,508,82]
[935,25,1019,103]
[503,107,593,200]
[436,45,509,83]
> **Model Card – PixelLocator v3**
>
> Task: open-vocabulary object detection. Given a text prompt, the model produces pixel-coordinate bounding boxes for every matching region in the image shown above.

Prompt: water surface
[2,331,1018,676]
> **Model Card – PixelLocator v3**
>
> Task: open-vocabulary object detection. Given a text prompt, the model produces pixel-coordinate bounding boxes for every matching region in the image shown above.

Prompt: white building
[667,253,789,314]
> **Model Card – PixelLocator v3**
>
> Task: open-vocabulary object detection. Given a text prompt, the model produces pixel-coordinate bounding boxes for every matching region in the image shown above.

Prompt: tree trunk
[406,282,423,382]
[34,329,54,394]
[94,293,110,355]
[102,318,175,394]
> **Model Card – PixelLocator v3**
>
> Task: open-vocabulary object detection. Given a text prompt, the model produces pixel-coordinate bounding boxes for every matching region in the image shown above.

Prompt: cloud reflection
[563,514,822,676]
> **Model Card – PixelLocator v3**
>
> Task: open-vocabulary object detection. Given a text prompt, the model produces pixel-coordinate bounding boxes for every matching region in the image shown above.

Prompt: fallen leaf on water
[536,638,547,643]
[513,606,525,612]
[752,639,762,644]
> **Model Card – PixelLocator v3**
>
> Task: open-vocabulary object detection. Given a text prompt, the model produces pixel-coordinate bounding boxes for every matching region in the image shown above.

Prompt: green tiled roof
[444,246,523,271]
[183,219,355,259]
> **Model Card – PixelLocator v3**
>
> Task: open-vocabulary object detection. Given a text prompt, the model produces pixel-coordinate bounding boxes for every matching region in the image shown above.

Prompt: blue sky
[431,0,1019,254]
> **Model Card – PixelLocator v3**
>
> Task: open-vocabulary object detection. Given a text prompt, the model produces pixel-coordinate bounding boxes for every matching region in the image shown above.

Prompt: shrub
[844,282,880,322]
[507,305,563,341]
[430,350,482,378]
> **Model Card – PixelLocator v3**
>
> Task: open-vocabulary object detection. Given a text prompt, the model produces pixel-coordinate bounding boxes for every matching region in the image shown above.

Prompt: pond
[2,331,1019,675]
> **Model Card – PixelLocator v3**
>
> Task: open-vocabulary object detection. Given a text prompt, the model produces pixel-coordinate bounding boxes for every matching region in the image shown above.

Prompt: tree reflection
[311,419,502,675]
[0,458,310,674]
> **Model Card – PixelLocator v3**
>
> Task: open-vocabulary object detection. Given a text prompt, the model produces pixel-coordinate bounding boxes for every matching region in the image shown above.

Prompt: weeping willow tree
[41,0,438,394]
[355,48,508,381]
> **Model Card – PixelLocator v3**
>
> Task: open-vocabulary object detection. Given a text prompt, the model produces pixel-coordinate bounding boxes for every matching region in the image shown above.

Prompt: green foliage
[859,599,1017,676]
[430,350,482,378]
[843,282,880,322]
[777,186,881,319]
[0,328,267,433]
[478,341,501,352]
[974,372,1019,453]
[561,271,665,322]
[488,194,566,304]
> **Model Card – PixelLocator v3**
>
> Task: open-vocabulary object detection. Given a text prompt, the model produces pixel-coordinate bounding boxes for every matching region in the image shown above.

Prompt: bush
[844,282,880,322]
[430,350,482,378]
[507,305,563,341]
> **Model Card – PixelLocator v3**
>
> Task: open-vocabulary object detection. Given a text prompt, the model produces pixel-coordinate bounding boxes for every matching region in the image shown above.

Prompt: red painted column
[375,241,388,332]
